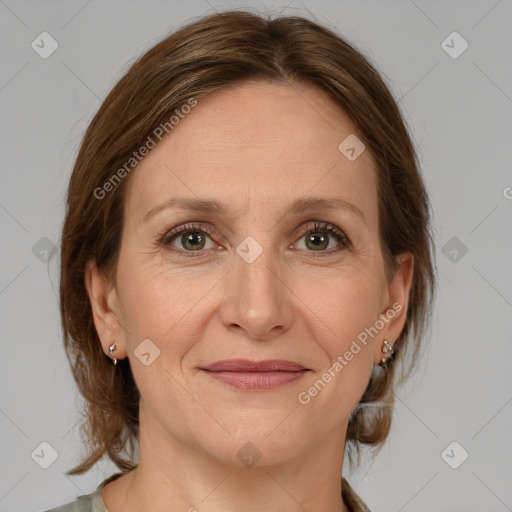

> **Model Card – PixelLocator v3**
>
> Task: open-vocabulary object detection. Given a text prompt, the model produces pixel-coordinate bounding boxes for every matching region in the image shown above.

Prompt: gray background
[1,1,511,511]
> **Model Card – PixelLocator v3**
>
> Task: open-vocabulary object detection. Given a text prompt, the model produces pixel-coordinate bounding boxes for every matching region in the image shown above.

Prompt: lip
[200,359,310,390]
[201,359,308,372]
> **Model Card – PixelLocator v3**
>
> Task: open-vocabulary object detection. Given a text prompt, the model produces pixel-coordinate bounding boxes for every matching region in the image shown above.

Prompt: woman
[46,9,435,512]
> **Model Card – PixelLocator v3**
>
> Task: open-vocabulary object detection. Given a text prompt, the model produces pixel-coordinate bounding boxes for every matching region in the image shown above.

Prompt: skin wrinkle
[86,81,414,512]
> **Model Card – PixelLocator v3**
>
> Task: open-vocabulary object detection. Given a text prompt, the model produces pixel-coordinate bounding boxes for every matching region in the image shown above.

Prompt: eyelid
[293,221,349,243]
[160,222,220,246]
[158,220,351,253]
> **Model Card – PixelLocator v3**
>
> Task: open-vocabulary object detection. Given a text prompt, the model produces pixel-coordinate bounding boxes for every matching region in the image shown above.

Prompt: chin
[195,417,310,469]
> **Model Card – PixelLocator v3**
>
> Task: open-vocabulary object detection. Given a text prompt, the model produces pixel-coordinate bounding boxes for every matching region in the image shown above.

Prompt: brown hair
[60,9,436,476]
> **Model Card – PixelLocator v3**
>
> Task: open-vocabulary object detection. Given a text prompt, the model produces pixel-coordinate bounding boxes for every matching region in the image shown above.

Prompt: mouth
[199,359,311,390]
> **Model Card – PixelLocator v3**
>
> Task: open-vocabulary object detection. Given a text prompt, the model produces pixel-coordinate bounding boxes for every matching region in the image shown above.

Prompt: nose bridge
[220,232,292,338]
[241,243,279,295]
[235,234,283,310]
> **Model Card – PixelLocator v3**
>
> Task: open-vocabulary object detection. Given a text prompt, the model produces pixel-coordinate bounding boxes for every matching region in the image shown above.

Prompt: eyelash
[157,221,351,258]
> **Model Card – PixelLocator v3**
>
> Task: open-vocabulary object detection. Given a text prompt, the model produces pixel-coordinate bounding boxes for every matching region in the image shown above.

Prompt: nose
[219,241,294,341]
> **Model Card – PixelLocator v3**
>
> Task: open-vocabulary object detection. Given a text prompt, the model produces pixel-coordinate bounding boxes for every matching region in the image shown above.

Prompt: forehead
[124,81,379,224]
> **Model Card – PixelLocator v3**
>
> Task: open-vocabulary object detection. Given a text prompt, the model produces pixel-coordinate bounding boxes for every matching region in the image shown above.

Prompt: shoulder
[41,472,124,512]
[41,494,93,512]
[41,501,79,512]
[41,491,102,512]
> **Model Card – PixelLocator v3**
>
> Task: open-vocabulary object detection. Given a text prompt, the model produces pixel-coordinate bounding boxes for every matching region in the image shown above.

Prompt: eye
[161,223,218,252]
[293,221,350,254]
[157,221,351,257]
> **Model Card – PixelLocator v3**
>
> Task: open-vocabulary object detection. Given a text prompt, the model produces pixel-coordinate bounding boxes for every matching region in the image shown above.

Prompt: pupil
[183,232,204,250]
[307,233,328,250]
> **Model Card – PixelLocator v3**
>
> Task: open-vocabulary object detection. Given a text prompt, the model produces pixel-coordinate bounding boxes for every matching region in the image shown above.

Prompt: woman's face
[87,81,413,467]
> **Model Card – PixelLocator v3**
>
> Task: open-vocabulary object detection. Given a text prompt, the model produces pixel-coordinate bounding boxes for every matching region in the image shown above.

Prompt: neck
[105,413,351,512]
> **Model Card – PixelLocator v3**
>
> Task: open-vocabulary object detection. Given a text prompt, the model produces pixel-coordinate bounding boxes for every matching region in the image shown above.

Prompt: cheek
[115,260,214,410]
[116,255,218,355]
[296,265,384,347]
[294,274,381,421]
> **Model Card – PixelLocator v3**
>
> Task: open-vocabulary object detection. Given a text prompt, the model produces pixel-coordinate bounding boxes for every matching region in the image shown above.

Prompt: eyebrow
[143,196,366,224]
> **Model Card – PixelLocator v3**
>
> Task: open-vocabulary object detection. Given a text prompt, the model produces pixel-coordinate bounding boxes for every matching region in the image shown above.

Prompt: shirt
[43,473,370,512]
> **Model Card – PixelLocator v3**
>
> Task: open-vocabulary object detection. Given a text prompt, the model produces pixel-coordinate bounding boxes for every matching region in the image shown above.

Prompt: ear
[84,259,127,361]
[373,251,414,364]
